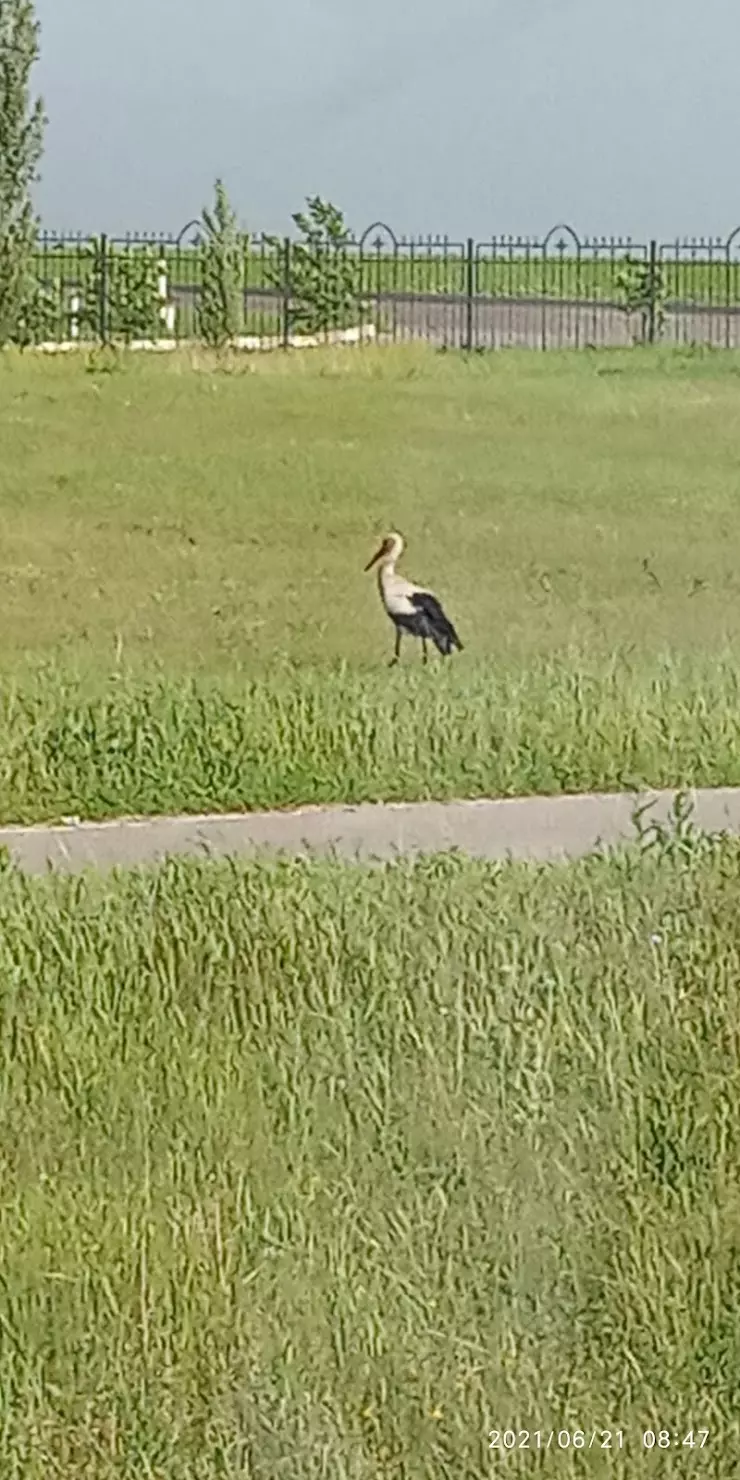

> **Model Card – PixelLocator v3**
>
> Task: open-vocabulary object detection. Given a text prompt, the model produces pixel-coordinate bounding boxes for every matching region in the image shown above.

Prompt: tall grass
[1,835,739,1476]
[1,653,740,822]
[4,347,740,819]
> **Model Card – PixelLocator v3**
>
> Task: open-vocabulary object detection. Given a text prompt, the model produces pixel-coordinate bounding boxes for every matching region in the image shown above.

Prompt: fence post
[282,236,291,350]
[464,237,475,351]
[157,256,175,338]
[99,232,109,344]
[647,238,658,344]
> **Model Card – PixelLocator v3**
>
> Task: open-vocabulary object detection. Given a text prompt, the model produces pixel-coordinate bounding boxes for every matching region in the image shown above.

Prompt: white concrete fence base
[31,324,377,355]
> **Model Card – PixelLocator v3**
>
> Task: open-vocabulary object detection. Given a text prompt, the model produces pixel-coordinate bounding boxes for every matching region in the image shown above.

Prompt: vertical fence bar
[409,238,416,344]
[647,239,658,344]
[98,232,109,344]
[726,236,733,352]
[390,237,399,342]
[541,241,548,351]
[282,236,291,350]
[464,237,474,351]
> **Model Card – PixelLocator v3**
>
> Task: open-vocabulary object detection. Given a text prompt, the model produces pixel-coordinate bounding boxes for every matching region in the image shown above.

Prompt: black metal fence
[27,221,740,352]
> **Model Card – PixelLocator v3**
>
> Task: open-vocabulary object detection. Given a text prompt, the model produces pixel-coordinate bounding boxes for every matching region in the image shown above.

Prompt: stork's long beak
[364,544,386,571]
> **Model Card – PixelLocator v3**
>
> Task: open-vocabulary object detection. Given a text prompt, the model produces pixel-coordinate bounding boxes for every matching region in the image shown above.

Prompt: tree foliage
[616,255,667,343]
[81,239,166,342]
[0,0,45,345]
[197,179,246,347]
[266,196,364,336]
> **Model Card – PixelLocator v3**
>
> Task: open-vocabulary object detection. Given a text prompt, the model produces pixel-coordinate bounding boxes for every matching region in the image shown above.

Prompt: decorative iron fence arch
[541,223,582,255]
[175,218,203,249]
[358,221,399,252]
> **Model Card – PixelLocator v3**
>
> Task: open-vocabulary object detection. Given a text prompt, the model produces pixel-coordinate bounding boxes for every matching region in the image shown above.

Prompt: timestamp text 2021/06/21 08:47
[488,1428,711,1453]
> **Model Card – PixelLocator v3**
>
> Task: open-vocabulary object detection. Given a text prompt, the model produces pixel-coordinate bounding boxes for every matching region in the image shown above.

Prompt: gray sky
[34,0,740,243]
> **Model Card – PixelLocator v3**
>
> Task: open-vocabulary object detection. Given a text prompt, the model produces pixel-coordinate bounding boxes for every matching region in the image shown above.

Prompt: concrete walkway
[1,786,739,875]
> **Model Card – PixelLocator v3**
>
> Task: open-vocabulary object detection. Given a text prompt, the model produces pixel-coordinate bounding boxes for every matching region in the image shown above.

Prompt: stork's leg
[422,637,428,665]
[389,627,401,666]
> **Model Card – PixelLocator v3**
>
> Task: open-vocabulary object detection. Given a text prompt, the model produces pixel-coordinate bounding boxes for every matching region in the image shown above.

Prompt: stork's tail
[432,624,464,656]
[413,590,464,656]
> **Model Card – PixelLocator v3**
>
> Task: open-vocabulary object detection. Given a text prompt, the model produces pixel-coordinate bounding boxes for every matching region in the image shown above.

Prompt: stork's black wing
[409,589,463,655]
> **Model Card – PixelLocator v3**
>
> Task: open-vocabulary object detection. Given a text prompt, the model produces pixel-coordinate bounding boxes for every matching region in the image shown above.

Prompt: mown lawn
[2,343,740,820]
[1,837,738,1477]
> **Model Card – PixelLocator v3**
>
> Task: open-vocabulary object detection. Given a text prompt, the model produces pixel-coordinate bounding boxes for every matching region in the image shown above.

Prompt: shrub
[197,179,246,347]
[266,195,365,336]
[79,238,166,342]
[616,254,667,343]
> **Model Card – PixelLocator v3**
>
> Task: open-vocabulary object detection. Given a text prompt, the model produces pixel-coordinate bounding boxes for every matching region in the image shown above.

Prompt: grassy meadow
[3,343,739,1478]
[1,834,739,1477]
[1,343,740,820]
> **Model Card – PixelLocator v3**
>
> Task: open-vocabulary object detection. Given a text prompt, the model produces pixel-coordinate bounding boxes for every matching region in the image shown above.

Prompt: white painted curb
[28,324,377,355]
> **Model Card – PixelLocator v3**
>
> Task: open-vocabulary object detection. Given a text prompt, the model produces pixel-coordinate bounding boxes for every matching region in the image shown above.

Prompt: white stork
[364,530,464,665]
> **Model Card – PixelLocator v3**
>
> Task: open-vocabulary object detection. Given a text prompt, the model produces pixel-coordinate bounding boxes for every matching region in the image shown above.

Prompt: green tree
[266,196,364,336]
[616,254,667,344]
[10,272,62,345]
[197,179,246,347]
[81,238,164,342]
[0,0,46,345]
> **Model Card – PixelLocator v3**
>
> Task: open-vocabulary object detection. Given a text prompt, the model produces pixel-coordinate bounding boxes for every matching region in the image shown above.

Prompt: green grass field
[1,834,738,1477]
[3,342,740,1477]
[2,343,740,821]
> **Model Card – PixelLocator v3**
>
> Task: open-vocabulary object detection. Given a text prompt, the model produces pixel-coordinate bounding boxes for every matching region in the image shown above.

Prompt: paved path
[2,787,740,875]
[171,286,740,351]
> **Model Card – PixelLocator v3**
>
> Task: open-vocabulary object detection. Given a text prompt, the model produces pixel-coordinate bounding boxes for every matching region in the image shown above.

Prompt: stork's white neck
[377,557,397,594]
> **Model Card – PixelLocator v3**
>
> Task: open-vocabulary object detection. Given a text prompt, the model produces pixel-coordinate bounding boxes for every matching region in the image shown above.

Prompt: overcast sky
[34,0,740,243]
